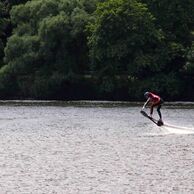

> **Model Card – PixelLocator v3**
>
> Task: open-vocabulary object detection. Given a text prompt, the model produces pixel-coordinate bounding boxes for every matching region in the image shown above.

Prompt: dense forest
[0,0,194,101]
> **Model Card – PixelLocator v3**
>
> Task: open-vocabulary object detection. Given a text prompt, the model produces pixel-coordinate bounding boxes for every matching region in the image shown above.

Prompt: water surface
[0,101,193,193]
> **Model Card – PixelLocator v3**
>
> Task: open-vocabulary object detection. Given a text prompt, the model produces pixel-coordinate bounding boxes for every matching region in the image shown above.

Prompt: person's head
[144,92,150,99]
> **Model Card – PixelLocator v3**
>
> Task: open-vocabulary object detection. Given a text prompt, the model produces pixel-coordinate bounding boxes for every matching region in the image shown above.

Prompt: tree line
[0,0,194,101]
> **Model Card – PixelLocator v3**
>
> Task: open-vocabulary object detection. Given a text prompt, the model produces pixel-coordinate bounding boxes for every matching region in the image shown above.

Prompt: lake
[0,101,193,193]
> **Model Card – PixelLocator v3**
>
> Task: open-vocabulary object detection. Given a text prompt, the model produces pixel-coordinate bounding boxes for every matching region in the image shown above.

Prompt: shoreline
[0,100,193,108]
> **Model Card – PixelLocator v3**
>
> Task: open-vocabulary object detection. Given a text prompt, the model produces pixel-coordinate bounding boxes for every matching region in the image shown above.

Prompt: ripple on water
[0,102,193,193]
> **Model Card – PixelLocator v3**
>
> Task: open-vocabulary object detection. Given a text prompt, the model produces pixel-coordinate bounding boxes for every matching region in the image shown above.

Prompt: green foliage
[0,1,7,66]
[0,40,3,66]
[128,73,183,100]
[2,0,29,7]
[6,0,98,73]
[31,73,65,99]
[4,35,40,75]
[140,0,194,77]
[2,0,99,98]
[0,0,193,100]
[88,0,164,79]
[141,0,194,45]
[184,42,194,74]
[0,65,18,98]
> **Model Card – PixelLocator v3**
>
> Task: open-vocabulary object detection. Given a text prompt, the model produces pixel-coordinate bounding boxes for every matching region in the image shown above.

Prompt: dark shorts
[159,98,164,104]
[153,98,164,107]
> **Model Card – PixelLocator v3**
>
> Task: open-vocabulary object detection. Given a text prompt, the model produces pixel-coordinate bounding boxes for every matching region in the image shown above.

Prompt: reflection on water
[0,101,193,193]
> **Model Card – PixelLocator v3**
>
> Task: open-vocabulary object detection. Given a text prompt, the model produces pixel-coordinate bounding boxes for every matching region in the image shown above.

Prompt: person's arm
[150,105,154,117]
[142,98,150,110]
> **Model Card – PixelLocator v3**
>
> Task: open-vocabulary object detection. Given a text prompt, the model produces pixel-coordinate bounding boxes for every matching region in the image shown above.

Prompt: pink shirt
[148,92,160,104]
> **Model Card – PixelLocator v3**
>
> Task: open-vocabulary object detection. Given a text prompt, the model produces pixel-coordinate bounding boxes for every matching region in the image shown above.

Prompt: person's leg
[150,105,154,117]
[157,104,162,120]
[153,100,163,119]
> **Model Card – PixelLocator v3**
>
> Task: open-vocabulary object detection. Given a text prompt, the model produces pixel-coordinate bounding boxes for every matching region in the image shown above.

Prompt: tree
[0,0,30,68]
[87,0,164,93]
[0,2,7,67]
[3,0,99,99]
[141,0,194,46]
[5,0,99,72]
[141,0,194,75]
[2,0,28,5]
[184,42,194,74]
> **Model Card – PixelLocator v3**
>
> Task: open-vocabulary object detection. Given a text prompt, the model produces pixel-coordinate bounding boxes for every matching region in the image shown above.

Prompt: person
[142,91,164,121]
